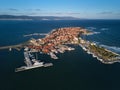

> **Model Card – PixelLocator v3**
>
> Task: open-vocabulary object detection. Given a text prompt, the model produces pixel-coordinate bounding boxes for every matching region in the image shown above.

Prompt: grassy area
[89,44,118,61]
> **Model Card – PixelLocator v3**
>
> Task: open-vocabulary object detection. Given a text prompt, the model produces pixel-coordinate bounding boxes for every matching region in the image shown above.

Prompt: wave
[86,27,96,30]
[93,31,101,34]
[23,33,48,37]
[87,31,101,36]
[100,28,109,31]
[85,27,101,35]
[92,41,100,45]
[100,44,120,54]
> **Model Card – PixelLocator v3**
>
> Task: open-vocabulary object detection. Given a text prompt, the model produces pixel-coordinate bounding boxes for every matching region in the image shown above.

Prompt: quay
[0,44,24,50]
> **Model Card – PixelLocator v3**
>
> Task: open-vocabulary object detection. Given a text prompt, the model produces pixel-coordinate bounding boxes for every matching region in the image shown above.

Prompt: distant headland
[0,15,81,20]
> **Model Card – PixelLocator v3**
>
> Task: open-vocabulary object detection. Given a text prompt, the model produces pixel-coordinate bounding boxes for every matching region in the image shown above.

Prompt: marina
[0,27,120,68]
[15,48,53,72]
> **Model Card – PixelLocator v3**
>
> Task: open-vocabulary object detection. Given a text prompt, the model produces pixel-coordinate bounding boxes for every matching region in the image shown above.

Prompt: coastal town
[26,27,88,59]
[0,27,120,72]
[24,27,120,63]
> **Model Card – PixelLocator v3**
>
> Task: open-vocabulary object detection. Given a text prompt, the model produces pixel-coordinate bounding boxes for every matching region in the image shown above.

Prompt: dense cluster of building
[1,26,119,64]
[27,27,88,59]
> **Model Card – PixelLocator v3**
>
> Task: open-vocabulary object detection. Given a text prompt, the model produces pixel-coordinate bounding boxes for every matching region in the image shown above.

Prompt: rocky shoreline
[79,43,120,64]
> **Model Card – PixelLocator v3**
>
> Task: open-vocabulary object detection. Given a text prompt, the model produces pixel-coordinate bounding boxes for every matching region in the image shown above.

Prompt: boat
[9,48,12,51]
[49,52,58,59]
[15,50,53,72]
[15,61,53,72]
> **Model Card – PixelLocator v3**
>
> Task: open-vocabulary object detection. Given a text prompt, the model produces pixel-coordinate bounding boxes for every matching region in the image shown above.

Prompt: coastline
[0,27,120,64]
[79,43,120,64]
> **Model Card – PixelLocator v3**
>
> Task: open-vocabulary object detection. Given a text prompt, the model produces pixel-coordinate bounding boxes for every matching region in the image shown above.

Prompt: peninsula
[0,27,120,64]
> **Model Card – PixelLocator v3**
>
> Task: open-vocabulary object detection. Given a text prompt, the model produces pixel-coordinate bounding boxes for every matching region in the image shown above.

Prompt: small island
[0,27,120,65]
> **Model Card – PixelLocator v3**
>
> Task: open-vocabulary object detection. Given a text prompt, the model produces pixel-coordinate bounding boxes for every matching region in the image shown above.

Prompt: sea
[0,20,120,90]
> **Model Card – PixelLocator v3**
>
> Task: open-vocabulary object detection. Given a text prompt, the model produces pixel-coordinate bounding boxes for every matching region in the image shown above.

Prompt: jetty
[0,44,24,50]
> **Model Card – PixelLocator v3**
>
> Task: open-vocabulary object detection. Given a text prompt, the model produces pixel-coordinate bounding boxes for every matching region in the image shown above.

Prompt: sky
[0,0,120,19]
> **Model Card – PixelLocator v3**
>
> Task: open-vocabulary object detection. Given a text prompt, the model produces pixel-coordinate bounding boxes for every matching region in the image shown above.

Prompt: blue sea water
[0,20,120,90]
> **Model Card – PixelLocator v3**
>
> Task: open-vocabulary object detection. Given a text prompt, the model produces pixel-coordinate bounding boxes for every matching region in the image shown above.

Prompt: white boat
[15,61,53,72]
[49,52,58,59]
[15,50,53,72]
[9,48,12,51]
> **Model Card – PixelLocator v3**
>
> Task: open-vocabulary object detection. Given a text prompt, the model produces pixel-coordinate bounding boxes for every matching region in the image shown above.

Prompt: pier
[0,44,24,50]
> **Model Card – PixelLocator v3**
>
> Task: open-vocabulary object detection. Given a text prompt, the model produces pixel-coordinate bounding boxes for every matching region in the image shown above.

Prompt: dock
[0,44,24,50]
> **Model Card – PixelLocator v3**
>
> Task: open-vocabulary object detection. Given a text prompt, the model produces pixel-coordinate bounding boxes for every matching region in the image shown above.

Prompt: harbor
[15,47,53,72]
[0,27,120,72]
